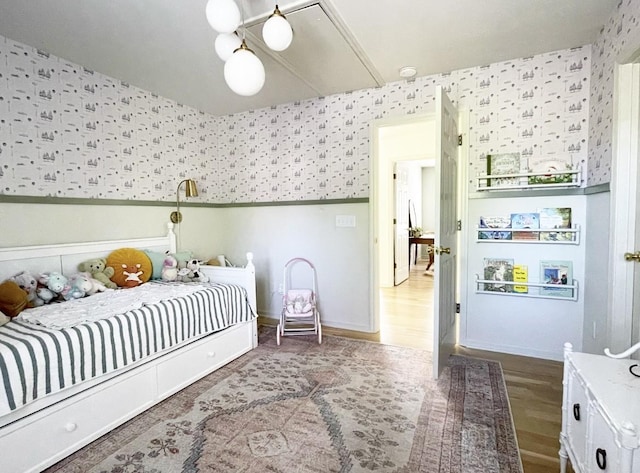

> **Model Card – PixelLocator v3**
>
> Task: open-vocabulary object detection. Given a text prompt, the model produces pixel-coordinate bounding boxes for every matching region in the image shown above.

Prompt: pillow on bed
[0,280,29,317]
[106,248,153,288]
[143,249,166,280]
[173,250,194,269]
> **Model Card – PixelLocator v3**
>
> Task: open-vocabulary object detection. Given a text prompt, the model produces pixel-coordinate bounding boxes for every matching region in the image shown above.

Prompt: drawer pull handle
[596,448,607,470]
[573,403,580,421]
[207,352,216,358]
[64,422,77,432]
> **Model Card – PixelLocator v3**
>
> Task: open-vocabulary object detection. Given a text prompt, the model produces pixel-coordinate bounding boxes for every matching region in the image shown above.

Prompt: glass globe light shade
[262,12,293,51]
[224,43,266,96]
[215,32,242,62]
[205,0,241,34]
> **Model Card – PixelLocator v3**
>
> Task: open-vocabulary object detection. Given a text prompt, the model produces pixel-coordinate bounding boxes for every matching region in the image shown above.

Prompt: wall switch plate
[336,215,356,227]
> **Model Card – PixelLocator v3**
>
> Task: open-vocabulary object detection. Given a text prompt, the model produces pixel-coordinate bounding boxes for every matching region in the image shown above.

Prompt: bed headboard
[0,222,176,282]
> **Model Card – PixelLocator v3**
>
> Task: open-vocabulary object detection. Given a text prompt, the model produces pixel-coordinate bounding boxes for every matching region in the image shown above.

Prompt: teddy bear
[78,258,117,289]
[161,253,178,282]
[9,270,40,307]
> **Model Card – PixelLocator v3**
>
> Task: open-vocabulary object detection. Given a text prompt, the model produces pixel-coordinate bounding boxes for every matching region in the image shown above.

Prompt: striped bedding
[0,282,255,417]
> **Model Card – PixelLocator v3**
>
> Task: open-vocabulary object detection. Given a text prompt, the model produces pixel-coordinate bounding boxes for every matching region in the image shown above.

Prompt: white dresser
[560,343,640,472]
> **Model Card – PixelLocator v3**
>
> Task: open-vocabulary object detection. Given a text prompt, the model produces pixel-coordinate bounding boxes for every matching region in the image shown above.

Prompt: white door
[433,86,459,379]
[394,163,410,285]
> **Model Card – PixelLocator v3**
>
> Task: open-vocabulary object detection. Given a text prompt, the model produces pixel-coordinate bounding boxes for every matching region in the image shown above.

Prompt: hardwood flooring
[262,258,564,472]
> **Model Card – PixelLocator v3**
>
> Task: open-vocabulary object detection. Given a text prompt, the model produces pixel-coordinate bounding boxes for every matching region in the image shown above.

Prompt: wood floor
[319,259,564,473]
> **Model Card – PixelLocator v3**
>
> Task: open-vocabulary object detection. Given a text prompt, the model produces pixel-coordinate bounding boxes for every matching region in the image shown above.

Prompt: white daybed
[0,224,258,473]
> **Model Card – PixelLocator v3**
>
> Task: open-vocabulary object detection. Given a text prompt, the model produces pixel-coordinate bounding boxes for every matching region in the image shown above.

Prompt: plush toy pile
[0,249,211,322]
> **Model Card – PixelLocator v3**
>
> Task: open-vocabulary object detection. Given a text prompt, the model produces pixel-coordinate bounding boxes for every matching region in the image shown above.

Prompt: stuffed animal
[120,263,144,288]
[76,271,109,296]
[63,273,93,300]
[0,280,29,317]
[78,258,117,289]
[161,253,178,282]
[178,259,209,283]
[9,270,39,307]
[38,272,71,301]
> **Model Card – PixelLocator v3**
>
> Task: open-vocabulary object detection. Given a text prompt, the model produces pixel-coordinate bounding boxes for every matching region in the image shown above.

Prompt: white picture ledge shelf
[476,169,581,192]
[475,225,580,244]
[475,276,579,301]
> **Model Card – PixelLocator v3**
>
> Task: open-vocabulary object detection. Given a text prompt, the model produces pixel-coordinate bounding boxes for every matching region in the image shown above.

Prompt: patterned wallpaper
[0,32,596,203]
[588,0,640,185]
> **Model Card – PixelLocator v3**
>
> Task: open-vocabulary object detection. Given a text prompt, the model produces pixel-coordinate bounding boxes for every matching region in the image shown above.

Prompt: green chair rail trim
[0,194,369,207]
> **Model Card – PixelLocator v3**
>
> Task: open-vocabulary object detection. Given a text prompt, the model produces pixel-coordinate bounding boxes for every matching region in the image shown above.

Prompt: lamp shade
[205,0,241,34]
[262,9,293,51]
[215,32,242,61]
[224,41,265,96]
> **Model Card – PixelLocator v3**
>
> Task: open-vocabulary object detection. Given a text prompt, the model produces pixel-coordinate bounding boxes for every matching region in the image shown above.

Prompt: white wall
[582,191,610,354]
[212,203,371,332]
[462,194,587,360]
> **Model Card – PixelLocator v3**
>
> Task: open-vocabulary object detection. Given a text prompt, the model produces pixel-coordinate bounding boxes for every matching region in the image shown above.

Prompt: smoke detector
[399,66,417,78]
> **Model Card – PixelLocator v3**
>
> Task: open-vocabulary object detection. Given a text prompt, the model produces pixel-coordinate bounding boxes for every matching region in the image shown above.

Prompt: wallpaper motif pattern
[589,0,640,185]
[0,34,592,203]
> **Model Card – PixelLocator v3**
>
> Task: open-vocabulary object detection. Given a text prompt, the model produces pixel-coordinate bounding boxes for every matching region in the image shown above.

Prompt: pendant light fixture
[262,4,293,52]
[205,0,241,34]
[224,39,265,96]
[215,31,242,61]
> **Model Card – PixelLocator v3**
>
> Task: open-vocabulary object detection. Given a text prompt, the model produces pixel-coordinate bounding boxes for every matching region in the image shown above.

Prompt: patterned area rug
[46,327,522,473]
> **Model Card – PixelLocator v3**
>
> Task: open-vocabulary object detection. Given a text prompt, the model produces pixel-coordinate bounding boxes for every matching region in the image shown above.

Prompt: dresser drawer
[1,366,156,473]
[587,408,621,472]
[156,322,253,397]
[566,365,590,470]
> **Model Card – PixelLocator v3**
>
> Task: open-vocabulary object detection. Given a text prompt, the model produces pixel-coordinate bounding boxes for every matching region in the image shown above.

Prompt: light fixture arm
[170,179,198,224]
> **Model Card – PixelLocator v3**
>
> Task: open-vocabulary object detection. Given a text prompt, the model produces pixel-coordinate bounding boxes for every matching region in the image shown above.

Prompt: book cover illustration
[527,157,575,185]
[483,258,514,292]
[540,260,573,298]
[539,207,573,241]
[513,264,528,293]
[486,153,522,187]
[478,215,512,240]
[511,212,540,241]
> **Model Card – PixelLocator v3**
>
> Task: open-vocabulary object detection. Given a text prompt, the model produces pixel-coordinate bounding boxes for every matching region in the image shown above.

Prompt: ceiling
[0,0,617,116]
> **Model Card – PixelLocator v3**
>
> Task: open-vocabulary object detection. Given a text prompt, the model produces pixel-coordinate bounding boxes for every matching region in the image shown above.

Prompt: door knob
[435,246,451,255]
[624,251,640,262]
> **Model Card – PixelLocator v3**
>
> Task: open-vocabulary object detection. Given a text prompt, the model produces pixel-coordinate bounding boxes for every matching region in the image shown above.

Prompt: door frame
[369,110,470,337]
[609,60,640,352]
[370,112,434,333]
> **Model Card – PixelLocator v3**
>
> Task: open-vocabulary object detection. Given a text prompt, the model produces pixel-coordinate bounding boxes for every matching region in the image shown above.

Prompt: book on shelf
[513,264,528,293]
[478,215,512,240]
[527,157,575,185]
[540,260,573,298]
[539,207,573,241]
[485,153,523,188]
[483,258,514,292]
[510,212,540,241]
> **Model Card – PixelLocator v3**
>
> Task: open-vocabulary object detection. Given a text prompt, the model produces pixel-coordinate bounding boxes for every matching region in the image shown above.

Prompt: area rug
[46,327,522,473]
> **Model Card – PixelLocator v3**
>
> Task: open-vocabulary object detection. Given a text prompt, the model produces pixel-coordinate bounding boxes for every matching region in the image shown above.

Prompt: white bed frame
[0,223,258,473]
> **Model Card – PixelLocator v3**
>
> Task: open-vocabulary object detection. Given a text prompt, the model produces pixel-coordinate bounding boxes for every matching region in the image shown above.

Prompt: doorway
[370,114,436,345]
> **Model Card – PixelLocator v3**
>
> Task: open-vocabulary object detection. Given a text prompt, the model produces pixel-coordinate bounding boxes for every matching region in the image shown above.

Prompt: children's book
[486,153,522,187]
[539,207,573,241]
[483,258,514,292]
[478,216,512,240]
[539,260,573,297]
[511,212,540,241]
[513,264,528,293]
